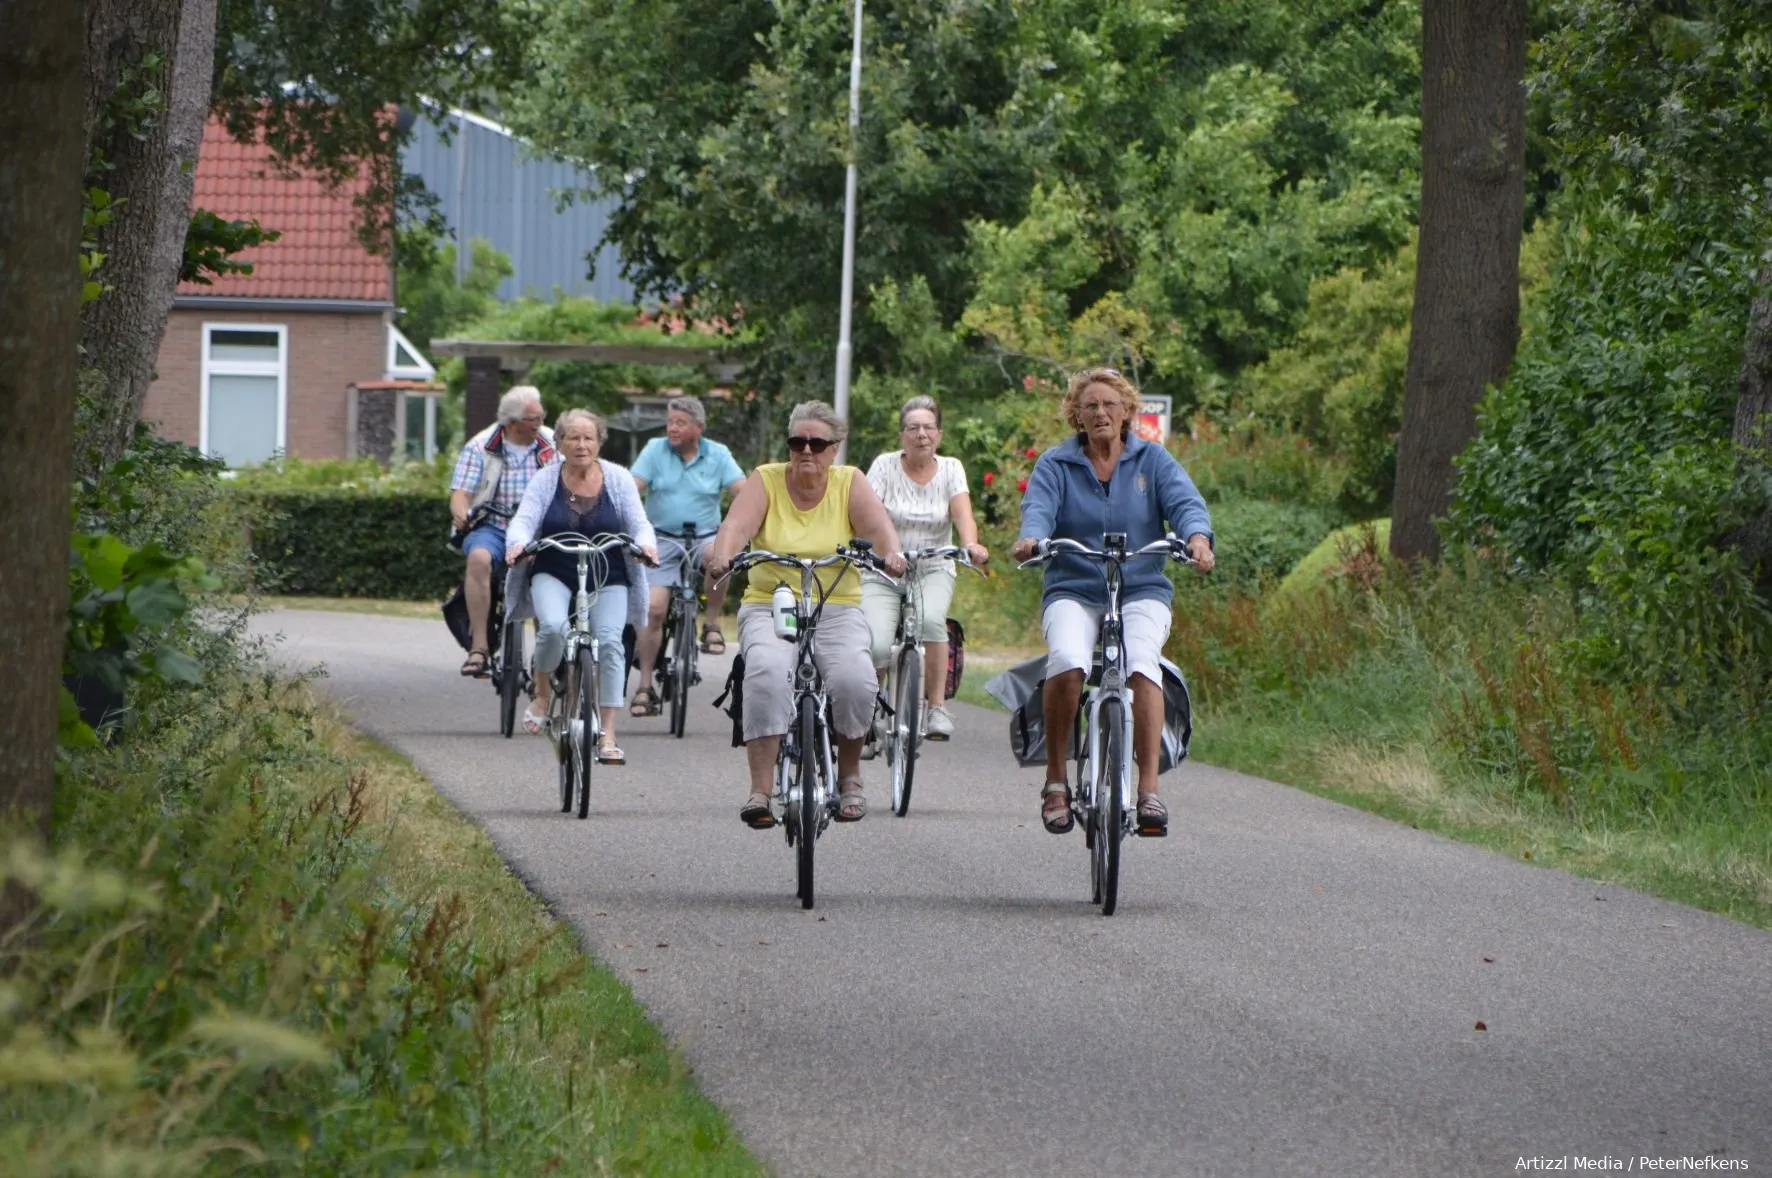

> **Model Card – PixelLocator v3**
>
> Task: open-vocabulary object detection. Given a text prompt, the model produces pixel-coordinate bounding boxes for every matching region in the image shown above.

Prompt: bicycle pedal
[1135,823,1169,838]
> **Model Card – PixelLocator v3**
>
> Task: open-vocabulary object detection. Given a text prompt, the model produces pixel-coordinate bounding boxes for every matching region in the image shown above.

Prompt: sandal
[522,706,546,736]
[740,792,776,829]
[1041,782,1074,835]
[1136,793,1169,838]
[597,739,626,766]
[629,687,661,717]
[834,778,867,822]
[460,648,490,678]
[700,625,727,655]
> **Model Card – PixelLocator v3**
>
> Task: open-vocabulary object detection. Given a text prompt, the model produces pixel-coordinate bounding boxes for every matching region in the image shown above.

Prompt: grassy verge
[248,594,443,619]
[3,666,764,1175]
[950,560,1771,929]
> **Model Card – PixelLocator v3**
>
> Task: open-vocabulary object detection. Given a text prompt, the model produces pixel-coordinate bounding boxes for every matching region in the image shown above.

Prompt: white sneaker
[924,704,955,741]
[860,712,883,760]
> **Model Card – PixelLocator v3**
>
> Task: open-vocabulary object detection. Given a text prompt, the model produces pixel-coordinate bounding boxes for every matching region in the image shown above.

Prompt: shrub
[1173,497,1340,600]
[237,489,458,600]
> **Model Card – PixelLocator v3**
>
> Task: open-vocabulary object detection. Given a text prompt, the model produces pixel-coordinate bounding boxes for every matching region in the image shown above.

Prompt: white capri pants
[737,603,878,742]
[1042,597,1172,688]
[859,564,957,669]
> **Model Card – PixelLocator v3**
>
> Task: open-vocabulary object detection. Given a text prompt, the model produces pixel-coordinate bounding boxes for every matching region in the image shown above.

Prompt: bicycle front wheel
[888,645,922,817]
[498,618,525,738]
[1094,697,1126,915]
[668,602,693,738]
[796,693,820,909]
[575,647,598,819]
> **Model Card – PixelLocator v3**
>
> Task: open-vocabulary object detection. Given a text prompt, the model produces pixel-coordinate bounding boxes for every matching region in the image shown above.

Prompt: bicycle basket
[944,616,966,701]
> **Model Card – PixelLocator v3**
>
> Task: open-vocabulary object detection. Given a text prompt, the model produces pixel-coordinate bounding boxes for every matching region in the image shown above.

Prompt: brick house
[143,118,441,467]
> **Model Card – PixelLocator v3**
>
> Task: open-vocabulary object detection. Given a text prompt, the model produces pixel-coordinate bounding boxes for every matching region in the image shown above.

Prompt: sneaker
[924,704,955,741]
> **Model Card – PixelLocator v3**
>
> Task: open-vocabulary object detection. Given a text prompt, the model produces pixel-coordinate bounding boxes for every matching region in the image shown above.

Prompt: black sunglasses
[787,435,837,454]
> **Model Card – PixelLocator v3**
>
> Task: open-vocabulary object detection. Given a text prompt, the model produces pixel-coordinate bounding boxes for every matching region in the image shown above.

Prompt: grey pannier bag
[984,655,1193,772]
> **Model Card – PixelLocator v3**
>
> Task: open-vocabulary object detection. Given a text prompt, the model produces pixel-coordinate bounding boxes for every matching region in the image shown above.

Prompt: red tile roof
[176,118,392,303]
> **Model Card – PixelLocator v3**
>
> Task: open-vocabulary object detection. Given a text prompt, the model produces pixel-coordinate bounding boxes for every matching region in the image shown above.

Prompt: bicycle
[487,570,532,739]
[653,523,706,739]
[1018,532,1196,915]
[720,542,883,909]
[866,545,984,817]
[522,531,647,820]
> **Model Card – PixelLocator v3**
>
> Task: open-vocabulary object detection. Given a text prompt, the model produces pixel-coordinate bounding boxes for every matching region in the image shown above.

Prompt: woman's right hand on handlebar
[1011,537,1044,563]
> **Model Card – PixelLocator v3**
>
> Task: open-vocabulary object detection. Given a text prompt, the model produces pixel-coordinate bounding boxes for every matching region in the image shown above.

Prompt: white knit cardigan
[501,458,656,629]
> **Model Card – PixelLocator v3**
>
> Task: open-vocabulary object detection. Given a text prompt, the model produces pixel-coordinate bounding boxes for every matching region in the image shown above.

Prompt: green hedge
[235,489,461,600]
[1171,497,1341,601]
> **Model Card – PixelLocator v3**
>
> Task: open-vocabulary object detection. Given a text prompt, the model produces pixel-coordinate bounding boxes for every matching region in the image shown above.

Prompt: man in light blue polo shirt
[628,395,747,715]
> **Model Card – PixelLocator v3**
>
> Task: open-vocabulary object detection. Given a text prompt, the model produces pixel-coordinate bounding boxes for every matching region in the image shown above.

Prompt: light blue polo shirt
[632,435,746,534]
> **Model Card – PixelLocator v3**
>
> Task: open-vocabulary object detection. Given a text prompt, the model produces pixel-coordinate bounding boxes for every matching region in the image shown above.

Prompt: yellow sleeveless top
[742,463,862,606]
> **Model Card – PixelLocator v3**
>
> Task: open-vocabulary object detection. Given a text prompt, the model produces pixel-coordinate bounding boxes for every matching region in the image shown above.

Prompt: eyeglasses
[901,423,940,434]
[787,435,837,454]
[516,414,546,425]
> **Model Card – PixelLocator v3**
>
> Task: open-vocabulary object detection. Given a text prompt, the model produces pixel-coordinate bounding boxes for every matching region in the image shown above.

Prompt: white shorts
[1041,597,1171,687]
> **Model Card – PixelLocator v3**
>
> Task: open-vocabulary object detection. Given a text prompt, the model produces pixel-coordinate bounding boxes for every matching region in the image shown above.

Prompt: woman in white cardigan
[504,409,657,761]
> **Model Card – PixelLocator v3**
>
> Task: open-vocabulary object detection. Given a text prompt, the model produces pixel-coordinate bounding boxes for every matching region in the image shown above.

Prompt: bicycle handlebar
[1017,533,1197,570]
[524,531,649,561]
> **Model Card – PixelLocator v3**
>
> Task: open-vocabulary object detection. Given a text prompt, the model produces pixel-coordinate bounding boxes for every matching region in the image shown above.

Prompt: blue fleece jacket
[1017,434,1213,609]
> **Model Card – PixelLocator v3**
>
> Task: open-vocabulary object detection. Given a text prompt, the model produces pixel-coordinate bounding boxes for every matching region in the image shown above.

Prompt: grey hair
[666,395,706,426]
[497,385,544,425]
[554,408,607,444]
[899,394,941,429]
[787,399,849,442]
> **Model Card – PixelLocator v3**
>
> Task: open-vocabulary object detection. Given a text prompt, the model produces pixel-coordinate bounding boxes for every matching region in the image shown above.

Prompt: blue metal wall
[400,109,635,305]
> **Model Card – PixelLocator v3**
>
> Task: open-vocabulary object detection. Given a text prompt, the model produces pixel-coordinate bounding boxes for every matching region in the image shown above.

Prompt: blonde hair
[554,408,607,444]
[787,399,849,442]
[1061,368,1142,436]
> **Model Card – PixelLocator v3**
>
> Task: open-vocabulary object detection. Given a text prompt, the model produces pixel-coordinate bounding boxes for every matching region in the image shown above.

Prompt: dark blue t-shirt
[534,476,629,589]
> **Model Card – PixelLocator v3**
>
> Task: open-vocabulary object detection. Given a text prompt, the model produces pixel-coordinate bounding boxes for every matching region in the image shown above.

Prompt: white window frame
[387,322,436,380]
[199,322,288,464]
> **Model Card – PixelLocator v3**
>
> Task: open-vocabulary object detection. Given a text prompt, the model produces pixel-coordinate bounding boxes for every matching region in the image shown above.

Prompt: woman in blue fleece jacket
[1010,368,1215,836]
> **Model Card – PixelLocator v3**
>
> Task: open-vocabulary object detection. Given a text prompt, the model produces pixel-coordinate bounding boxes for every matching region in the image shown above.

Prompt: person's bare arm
[449,489,472,531]
[705,471,769,578]
[948,491,988,565]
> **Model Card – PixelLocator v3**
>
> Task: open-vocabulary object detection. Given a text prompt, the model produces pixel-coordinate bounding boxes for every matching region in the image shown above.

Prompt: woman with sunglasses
[1009,368,1215,837]
[859,395,989,743]
[705,401,907,828]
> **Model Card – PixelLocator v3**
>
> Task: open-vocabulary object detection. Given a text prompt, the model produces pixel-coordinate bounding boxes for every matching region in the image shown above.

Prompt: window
[201,324,286,467]
[387,323,436,380]
[402,392,439,462]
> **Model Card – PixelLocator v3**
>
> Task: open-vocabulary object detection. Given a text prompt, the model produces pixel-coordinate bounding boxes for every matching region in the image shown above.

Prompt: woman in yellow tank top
[707,401,906,828]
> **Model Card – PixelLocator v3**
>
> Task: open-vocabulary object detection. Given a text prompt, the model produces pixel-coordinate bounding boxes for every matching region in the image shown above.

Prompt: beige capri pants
[737,603,879,741]
[859,564,957,669]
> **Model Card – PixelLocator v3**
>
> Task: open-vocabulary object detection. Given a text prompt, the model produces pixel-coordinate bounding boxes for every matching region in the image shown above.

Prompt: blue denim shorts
[461,521,506,562]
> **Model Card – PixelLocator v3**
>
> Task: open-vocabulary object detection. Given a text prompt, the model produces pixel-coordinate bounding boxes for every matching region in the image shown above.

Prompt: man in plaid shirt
[449,386,555,676]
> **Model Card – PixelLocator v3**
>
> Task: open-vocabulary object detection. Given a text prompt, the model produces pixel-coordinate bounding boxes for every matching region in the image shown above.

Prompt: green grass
[4,670,765,1175]
[250,594,445,619]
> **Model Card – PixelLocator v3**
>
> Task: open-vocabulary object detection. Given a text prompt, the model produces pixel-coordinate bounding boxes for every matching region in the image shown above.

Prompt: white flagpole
[833,0,863,463]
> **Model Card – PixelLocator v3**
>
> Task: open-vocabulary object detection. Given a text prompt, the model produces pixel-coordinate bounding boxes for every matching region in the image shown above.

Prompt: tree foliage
[511,0,1422,438]
[1448,0,1772,685]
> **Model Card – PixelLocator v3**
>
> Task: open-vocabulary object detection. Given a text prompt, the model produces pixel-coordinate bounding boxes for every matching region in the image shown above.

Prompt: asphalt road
[258,608,1772,1178]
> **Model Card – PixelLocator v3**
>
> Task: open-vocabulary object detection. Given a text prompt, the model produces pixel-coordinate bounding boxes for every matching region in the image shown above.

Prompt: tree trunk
[0,0,88,842]
[1391,0,1527,562]
[77,0,218,472]
[1732,209,1772,585]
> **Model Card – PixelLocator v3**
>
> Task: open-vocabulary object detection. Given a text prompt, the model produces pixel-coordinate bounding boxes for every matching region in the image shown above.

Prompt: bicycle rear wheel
[888,645,922,817]
[1094,698,1126,915]
[575,647,598,819]
[668,601,693,738]
[796,694,819,909]
[498,618,525,738]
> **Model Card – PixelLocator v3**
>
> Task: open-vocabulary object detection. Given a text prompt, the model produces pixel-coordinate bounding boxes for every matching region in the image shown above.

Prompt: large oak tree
[0,0,88,840]
[1392,0,1527,562]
